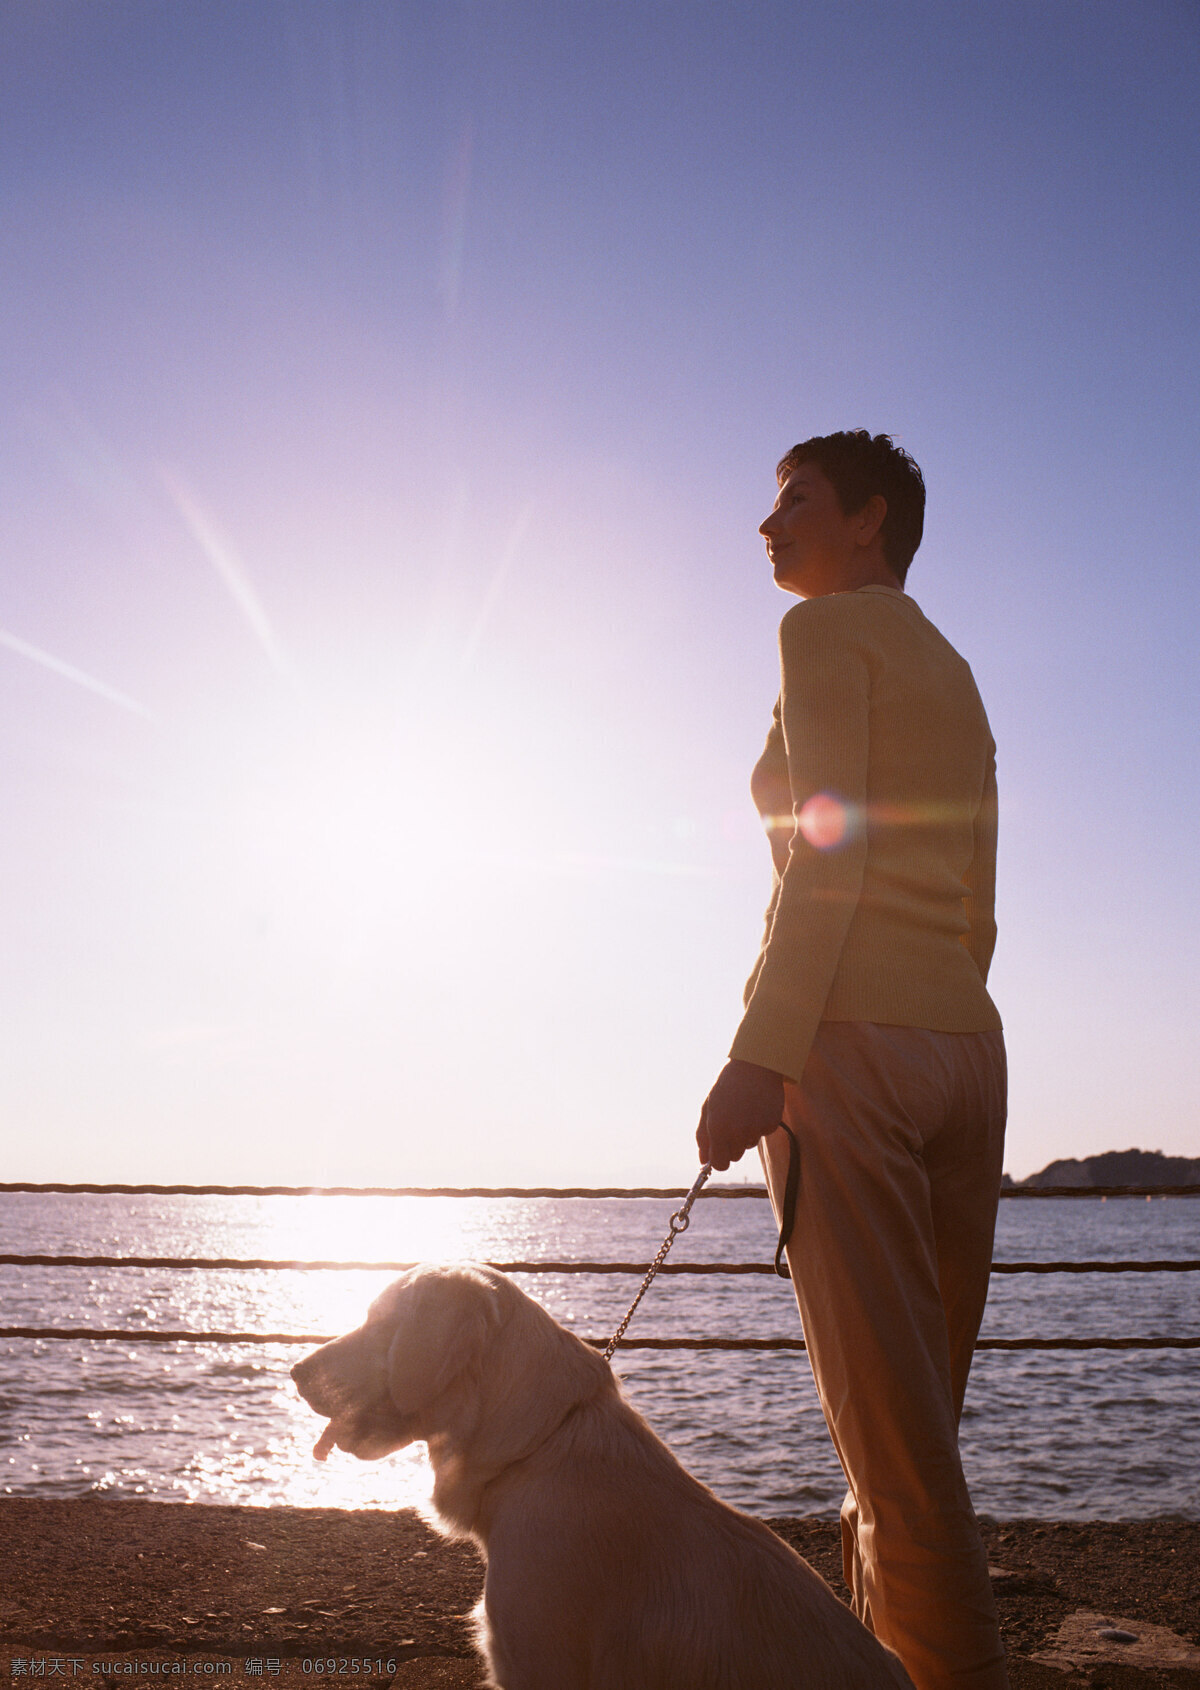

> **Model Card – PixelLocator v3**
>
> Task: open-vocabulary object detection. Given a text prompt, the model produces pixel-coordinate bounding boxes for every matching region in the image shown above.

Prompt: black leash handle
[773,1122,801,1277]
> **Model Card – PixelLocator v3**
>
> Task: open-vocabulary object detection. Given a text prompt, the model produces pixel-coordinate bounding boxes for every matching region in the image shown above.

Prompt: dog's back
[479,1391,912,1690]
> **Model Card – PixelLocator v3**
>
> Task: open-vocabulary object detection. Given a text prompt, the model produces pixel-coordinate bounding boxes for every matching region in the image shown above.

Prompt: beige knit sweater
[729,585,1002,1083]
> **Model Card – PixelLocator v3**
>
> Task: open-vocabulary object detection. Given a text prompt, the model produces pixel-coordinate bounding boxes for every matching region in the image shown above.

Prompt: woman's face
[759,461,875,597]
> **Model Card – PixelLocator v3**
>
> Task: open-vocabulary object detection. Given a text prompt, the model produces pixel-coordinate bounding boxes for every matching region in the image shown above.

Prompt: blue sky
[1,0,1197,1183]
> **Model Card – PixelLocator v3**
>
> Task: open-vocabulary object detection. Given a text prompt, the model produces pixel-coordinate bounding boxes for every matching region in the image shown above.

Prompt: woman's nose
[759,511,777,537]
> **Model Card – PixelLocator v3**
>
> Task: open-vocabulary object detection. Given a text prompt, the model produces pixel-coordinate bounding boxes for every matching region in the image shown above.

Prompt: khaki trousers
[759,1021,1009,1690]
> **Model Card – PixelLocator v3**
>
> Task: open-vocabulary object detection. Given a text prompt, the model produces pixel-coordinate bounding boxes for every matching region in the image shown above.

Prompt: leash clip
[603,1162,712,1362]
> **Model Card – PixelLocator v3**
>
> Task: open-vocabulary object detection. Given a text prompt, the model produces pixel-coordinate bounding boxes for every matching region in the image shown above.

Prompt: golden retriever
[291,1263,914,1690]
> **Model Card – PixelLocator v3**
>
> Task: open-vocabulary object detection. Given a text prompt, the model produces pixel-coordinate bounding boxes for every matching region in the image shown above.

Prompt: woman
[698,431,1008,1690]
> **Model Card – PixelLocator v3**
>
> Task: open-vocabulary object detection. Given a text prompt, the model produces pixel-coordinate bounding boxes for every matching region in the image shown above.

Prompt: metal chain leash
[603,1161,712,1362]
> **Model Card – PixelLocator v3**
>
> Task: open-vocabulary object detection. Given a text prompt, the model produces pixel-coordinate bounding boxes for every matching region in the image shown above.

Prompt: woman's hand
[697,1059,786,1171]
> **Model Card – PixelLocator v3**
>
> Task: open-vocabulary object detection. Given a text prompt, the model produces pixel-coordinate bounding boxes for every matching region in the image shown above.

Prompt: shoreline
[1,1501,1198,1686]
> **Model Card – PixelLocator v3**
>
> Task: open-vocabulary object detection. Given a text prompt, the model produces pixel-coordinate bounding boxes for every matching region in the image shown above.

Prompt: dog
[292,1263,914,1689]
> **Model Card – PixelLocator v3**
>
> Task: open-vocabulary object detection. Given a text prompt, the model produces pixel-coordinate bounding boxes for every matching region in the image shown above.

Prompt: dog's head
[291,1262,609,1468]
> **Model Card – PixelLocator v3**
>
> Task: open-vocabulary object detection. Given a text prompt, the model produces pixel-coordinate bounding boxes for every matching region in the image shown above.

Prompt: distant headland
[1004,1147,1200,1187]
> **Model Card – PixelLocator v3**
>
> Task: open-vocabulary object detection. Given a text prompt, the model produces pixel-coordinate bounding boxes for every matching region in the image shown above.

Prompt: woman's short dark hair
[776,430,926,583]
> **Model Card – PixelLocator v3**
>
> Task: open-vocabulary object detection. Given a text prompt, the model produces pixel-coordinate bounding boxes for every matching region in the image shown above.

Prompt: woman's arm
[961,744,998,984]
[699,599,873,1167]
[730,597,872,1081]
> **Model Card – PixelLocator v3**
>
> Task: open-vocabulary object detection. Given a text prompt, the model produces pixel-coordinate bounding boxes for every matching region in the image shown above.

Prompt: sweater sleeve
[961,743,998,984]
[728,600,871,1082]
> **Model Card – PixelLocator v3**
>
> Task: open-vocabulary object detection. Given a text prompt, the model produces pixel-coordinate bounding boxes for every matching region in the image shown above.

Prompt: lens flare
[161,467,292,679]
[0,627,153,719]
[797,792,854,850]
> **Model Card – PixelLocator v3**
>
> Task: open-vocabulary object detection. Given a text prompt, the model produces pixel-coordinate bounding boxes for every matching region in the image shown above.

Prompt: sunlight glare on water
[222,1195,506,1510]
[265,1193,496,1257]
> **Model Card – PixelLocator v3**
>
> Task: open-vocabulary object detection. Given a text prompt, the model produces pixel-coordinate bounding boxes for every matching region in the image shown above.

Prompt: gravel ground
[1,1501,1197,1688]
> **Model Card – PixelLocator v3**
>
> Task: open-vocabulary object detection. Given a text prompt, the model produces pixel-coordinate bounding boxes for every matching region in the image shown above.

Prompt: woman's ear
[384,1266,502,1416]
[855,492,888,549]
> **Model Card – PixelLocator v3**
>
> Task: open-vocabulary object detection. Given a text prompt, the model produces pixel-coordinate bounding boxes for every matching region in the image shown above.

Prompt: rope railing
[1,1253,1198,1274]
[3,1181,1200,1198]
[0,1182,760,1198]
[2,1182,1195,1353]
[1,1325,1197,1351]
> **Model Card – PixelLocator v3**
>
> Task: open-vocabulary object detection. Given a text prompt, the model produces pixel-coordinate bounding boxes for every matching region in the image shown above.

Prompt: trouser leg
[927,1035,1007,1422]
[759,1022,1008,1690]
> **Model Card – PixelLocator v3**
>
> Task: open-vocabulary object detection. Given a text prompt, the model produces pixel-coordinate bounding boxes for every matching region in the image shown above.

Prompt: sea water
[0,1192,1196,1518]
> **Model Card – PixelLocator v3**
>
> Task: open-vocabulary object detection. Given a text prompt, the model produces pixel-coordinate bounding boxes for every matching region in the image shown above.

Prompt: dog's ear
[384,1267,502,1416]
